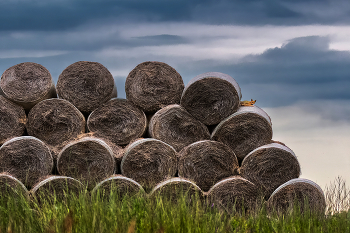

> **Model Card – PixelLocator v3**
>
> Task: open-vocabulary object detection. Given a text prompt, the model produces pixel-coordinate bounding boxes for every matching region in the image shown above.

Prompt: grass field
[1,177,350,233]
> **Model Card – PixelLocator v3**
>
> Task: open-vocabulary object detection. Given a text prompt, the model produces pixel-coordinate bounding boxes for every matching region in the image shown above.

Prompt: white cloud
[0,49,68,58]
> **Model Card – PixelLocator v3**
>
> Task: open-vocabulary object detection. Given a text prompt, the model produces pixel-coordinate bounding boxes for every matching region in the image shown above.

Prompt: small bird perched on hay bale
[240,99,256,106]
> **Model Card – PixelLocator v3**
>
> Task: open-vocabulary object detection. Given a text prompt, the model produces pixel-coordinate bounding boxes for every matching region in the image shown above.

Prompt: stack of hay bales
[0,61,326,215]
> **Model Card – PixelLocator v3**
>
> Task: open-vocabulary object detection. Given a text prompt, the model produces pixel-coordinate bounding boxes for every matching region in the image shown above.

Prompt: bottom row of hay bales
[0,173,326,215]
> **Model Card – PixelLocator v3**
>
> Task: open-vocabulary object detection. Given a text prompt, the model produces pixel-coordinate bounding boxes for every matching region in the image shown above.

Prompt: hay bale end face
[0,136,53,188]
[0,173,28,199]
[0,96,27,145]
[211,106,273,161]
[207,176,259,214]
[149,104,210,152]
[267,178,326,214]
[121,138,177,192]
[125,61,184,113]
[178,140,239,192]
[57,137,115,189]
[180,72,241,126]
[240,143,301,199]
[57,61,117,114]
[0,62,56,111]
[87,98,147,146]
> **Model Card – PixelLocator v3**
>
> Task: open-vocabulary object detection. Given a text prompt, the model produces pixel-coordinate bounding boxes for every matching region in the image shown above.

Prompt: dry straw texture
[207,176,260,214]
[180,72,241,126]
[121,138,177,192]
[267,178,326,214]
[57,137,115,190]
[178,140,239,192]
[0,62,56,110]
[0,136,53,188]
[211,106,273,162]
[0,172,28,199]
[125,61,184,113]
[0,96,27,145]
[149,104,210,152]
[27,98,86,161]
[57,61,117,114]
[240,143,301,199]
[87,98,147,146]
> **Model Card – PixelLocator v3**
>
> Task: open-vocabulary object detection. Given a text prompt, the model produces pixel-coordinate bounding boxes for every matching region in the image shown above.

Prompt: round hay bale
[91,175,145,199]
[125,61,184,113]
[30,175,84,203]
[240,143,301,199]
[56,61,117,114]
[27,98,86,161]
[87,98,147,146]
[211,106,273,161]
[267,178,326,214]
[149,177,203,203]
[0,62,57,111]
[178,140,239,192]
[207,176,259,214]
[121,138,177,192]
[0,136,53,188]
[149,104,210,152]
[0,96,27,145]
[180,72,241,126]
[57,137,115,189]
[0,173,28,199]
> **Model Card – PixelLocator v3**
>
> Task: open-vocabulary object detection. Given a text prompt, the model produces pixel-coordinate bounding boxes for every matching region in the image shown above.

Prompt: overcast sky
[1,0,349,189]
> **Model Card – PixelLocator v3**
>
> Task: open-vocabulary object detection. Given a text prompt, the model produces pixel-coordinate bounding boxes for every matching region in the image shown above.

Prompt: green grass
[1,177,350,233]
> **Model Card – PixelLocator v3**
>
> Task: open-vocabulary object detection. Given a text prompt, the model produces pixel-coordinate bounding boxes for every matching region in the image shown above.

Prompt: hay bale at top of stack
[27,98,86,160]
[125,61,184,113]
[0,62,57,111]
[267,178,326,214]
[149,104,210,152]
[180,72,242,126]
[0,96,27,145]
[240,143,301,199]
[211,105,273,162]
[87,98,147,146]
[0,173,28,199]
[178,140,239,192]
[0,136,53,188]
[57,61,117,114]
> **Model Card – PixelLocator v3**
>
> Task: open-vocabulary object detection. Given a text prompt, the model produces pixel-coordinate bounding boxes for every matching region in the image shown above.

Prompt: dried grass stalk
[149,104,210,152]
[87,98,147,146]
[206,176,259,214]
[0,62,56,110]
[125,61,184,113]
[240,143,301,199]
[57,137,115,189]
[0,172,28,199]
[180,72,241,125]
[267,178,326,214]
[121,138,177,192]
[0,96,27,145]
[27,98,86,161]
[0,136,53,188]
[211,106,273,161]
[178,140,239,192]
[57,61,117,114]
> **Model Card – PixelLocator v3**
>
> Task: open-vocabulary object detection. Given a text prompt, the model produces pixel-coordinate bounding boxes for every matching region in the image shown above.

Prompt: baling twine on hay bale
[149,104,210,152]
[0,136,53,188]
[0,62,57,111]
[211,105,273,162]
[0,172,28,199]
[56,61,117,114]
[240,143,301,199]
[267,178,326,214]
[178,140,239,192]
[121,138,177,192]
[207,176,260,214]
[125,61,184,113]
[87,98,147,146]
[0,96,27,145]
[180,72,242,126]
[57,137,115,190]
